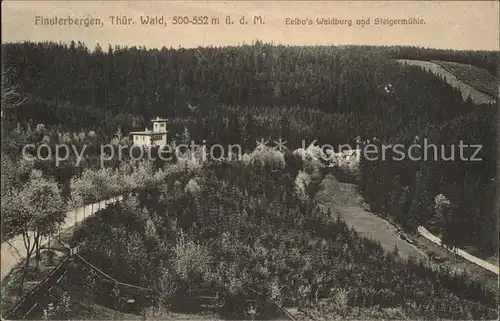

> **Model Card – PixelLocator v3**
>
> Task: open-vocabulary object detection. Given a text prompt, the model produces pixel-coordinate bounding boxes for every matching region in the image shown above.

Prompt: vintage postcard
[1,1,499,320]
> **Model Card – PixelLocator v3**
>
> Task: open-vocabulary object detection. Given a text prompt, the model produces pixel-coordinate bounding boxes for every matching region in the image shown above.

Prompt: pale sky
[2,1,499,51]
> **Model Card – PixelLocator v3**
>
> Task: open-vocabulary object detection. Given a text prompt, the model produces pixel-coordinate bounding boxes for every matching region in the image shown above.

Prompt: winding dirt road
[396,59,496,105]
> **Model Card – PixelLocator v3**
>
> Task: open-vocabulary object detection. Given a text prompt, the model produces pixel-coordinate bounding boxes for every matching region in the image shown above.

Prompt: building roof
[129,131,168,135]
[151,117,168,122]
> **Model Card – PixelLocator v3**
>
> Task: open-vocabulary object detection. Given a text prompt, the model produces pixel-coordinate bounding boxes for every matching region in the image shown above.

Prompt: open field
[396,59,497,105]
[431,60,499,99]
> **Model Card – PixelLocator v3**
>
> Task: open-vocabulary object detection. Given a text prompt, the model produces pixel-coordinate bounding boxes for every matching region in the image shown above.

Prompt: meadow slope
[396,59,496,105]
[431,60,499,99]
[315,174,498,292]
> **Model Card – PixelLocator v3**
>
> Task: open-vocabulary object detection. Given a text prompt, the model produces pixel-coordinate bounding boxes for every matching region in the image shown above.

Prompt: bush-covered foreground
[59,156,498,320]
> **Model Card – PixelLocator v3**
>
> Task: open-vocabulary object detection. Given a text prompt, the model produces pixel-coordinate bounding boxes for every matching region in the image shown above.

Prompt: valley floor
[315,174,425,260]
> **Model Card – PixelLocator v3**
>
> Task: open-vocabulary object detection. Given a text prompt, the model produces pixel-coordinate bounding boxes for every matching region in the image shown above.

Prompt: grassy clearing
[431,60,499,99]
[315,174,425,260]
[396,59,497,105]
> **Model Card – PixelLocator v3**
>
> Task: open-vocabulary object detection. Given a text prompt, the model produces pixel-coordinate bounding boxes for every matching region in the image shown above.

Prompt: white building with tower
[130,117,168,146]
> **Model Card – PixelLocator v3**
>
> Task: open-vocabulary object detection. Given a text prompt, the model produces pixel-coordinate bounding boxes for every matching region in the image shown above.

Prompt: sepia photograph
[1,1,499,320]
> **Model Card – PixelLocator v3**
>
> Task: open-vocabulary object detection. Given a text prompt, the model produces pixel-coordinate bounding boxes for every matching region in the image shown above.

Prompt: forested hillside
[1,42,498,319]
[359,104,497,253]
[2,41,497,256]
[62,158,497,319]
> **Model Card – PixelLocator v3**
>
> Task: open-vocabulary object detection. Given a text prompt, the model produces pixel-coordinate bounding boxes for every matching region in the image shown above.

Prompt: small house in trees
[130,117,168,146]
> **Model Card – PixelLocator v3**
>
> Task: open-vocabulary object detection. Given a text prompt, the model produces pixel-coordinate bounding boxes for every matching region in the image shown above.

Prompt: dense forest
[359,104,498,252]
[2,41,484,139]
[1,41,498,318]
